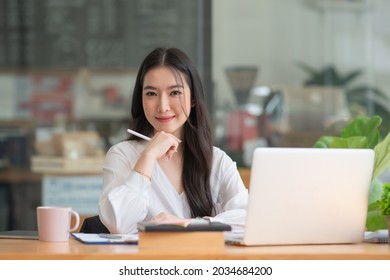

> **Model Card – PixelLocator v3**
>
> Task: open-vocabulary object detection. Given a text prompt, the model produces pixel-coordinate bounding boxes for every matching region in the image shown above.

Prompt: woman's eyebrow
[143,85,157,91]
[143,85,184,90]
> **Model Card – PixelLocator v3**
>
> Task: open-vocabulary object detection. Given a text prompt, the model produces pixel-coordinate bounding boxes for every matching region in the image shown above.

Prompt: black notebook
[138,221,231,232]
[0,230,39,240]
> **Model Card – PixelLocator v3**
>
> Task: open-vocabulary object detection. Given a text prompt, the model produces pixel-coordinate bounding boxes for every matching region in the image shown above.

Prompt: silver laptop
[226,147,374,246]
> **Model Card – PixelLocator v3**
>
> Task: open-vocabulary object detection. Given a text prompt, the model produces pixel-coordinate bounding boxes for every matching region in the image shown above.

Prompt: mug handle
[69,210,80,232]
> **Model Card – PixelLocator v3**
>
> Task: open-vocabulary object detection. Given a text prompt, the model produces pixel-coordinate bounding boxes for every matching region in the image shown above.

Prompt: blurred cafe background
[1,0,390,231]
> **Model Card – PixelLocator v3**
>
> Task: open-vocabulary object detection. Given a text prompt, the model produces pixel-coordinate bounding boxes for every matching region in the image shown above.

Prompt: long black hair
[130,47,214,217]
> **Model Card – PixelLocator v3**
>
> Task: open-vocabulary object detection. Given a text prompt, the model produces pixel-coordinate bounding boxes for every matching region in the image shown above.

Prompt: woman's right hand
[133,131,181,180]
[143,131,181,160]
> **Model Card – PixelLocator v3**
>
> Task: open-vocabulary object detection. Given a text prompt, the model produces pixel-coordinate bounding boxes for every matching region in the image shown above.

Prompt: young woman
[99,47,248,234]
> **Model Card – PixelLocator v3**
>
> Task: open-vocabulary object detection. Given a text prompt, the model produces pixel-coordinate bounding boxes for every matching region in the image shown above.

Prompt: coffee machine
[225,66,259,160]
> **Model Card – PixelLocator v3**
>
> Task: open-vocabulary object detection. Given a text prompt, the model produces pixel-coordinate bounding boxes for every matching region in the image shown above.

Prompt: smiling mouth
[156,116,174,123]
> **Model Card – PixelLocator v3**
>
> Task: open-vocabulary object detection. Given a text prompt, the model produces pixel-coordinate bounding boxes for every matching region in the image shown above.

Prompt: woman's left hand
[149,212,183,223]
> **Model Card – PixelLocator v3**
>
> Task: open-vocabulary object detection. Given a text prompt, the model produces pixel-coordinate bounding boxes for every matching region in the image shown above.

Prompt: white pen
[127,129,151,141]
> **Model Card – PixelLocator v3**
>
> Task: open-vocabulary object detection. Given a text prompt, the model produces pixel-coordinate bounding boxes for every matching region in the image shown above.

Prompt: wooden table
[1,238,389,260]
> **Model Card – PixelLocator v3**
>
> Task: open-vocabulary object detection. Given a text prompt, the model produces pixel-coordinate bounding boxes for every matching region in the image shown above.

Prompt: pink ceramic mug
[37,206,80,242]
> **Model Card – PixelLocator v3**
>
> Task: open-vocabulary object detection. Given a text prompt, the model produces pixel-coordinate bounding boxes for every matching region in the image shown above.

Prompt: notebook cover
[138,221,231,232]
[138,231,225,249]
[71,233,138,244]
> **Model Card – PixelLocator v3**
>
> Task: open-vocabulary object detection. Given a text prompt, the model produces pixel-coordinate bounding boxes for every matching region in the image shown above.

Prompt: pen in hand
[127,129,151,141]
[127,128,179,159]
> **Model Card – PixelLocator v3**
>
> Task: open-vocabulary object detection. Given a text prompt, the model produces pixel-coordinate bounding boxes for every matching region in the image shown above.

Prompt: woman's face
[142,66,192,138]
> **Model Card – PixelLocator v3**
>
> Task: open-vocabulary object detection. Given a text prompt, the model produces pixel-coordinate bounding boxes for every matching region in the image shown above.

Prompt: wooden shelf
[31,156,104,175]
[0,168,42,184]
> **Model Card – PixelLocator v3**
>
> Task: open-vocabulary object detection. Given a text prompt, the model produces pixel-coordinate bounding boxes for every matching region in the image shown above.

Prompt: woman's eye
[145,91,156,96]
[171,90,182,96]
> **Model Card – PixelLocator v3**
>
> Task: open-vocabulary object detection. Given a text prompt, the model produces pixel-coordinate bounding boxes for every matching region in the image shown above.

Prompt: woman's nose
[157,95,170,112]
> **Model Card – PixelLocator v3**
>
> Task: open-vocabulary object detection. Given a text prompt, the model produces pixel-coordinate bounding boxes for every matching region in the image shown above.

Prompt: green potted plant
[297,62,390,135]
[314,115,390,231]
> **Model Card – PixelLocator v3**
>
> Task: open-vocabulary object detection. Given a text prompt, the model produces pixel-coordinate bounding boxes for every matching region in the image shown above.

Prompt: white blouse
[98,140,248,234]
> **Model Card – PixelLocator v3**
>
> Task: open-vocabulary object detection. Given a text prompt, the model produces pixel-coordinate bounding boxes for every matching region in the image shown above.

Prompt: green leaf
[341,115,381,148]
[322,66,340,85]
[368,178,384,204]
[340,69,363,85]
[295,61,318,76]
[366,208,388,231]
[378,183,390,216]
[313,136,334,148]
[328,137,349,148]
[329,136,368,149]
[368,201,380,211]
[296,63,365,87]
[347,85,389,101]
[372,132,390,179]
[313,135,368,149]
